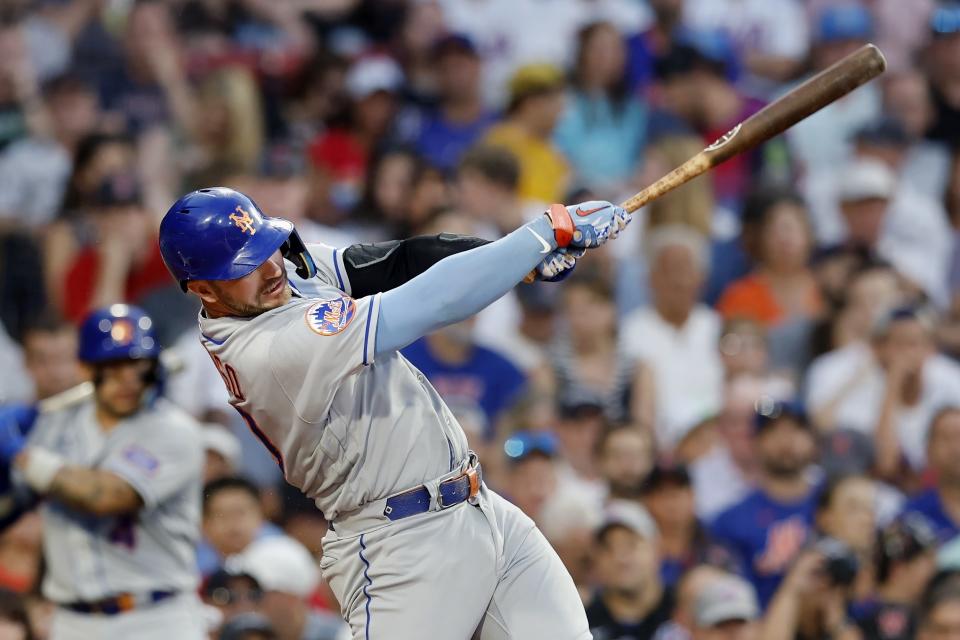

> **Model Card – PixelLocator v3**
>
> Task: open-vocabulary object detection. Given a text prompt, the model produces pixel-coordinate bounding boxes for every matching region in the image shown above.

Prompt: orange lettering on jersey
[229,206,257,235]
[755,516,808,574]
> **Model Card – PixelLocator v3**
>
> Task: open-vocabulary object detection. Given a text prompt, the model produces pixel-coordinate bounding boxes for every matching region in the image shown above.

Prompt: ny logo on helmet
[229,206,258,235]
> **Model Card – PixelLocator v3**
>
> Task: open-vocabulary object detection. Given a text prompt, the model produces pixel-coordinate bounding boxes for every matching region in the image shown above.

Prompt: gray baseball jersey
[24,398,203,603]
[198,243,469,519]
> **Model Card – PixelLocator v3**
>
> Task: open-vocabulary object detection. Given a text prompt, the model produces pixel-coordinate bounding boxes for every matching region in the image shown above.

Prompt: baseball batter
[158,187,630,639]
[0,305,205,640]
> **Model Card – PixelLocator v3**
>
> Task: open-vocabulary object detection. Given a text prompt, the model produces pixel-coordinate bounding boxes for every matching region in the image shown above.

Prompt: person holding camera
[761,545,863,640]
[853,516,939,640]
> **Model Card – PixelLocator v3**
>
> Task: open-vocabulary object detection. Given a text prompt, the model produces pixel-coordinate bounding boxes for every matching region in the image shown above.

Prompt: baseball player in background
[0,305,205,640]
[158,187,630,639]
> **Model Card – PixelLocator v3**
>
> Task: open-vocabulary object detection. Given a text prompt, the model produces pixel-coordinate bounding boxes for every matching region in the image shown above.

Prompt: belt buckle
[465,466,480,499]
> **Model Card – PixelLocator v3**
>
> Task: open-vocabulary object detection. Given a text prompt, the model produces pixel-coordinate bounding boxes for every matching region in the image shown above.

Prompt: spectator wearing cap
[653,38,762,205]
[807,307,960,476]
[621,225,724,451]
[401,314,526,445]
[307,55,404,217]
[691,574,760,640]
[553,390,616,509]
[554,21,648,194]
[901,407,960,543]
[682,0,808,93]
[483,63,569,204]
[786,4,882,172]
[653,565,729,640]
[925,4,960,148]
[400,34,497,173]
[203,568,264,627]
[642,464,732,588]
[587,502,675,640]
[231,536,348,640]
[709,400,819,608]
[853,516,939,640]
[597,424,655,502]
[500,430,560,524]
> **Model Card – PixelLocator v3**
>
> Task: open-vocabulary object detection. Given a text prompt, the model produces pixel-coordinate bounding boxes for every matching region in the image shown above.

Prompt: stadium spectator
[621,225,724,451]
[499,430,560,524]
[690,573,760,640]
[709,400,819,607]
[587,502,674,639]
[401,315,526,444]
[20,315,81,402]
[232,536,348,640]
[806,307,960,477]
[653,564,728,640]
[403,34,496,172]
[484,63,569,204]
[307,55,404,219]
[690,374,763,522]
[925,4,960,149]
[598,424,655,502]
[202,425,243,484]
[555,21,648,193]
[203,568,264,627]
[901,408,960,543]
[762,548,861,640]
[199,476,281,578]
[682,0,809,92]
[551,270,651,426]
[641,463,730,588]
[854,515,939,640]
[787,4,882,172]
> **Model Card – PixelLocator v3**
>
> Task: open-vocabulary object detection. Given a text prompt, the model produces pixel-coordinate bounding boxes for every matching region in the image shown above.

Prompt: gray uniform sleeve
[305,243,352,294]
[100,418,203,511]
[269,293,381,422]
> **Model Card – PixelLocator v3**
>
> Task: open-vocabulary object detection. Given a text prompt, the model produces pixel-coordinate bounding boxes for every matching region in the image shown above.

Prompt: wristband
[22,448,66,494]
[545,204,574,248]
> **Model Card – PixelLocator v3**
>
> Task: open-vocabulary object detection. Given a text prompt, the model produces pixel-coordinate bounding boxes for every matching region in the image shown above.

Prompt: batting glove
[535,247,586,282]
[544,200,630,249]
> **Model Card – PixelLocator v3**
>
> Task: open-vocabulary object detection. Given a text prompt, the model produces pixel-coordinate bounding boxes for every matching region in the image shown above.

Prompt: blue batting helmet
[78,304,161,364]
[158,187,316,291]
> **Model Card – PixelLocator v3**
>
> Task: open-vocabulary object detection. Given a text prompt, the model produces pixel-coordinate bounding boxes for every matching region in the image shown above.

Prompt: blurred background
[2,0,960,639]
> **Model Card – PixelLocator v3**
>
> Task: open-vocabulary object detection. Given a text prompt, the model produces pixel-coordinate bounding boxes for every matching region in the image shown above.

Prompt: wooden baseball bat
[620,43,887,213]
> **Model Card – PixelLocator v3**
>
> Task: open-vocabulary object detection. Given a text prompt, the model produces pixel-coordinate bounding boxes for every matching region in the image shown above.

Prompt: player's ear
[187,280,218,306]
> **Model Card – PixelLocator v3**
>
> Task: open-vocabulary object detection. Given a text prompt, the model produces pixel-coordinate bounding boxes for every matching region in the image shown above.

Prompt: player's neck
[94,406,123,433]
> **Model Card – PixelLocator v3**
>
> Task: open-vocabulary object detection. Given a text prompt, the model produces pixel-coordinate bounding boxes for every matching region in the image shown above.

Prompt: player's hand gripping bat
[524,44,887,283]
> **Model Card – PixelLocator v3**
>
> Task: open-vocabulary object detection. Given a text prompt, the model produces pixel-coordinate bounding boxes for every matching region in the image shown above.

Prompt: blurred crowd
[1,0,960,638]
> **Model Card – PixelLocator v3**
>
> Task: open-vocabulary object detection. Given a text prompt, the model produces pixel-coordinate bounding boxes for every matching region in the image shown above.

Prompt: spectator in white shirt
[806,306,960,477]
[621,224,724,451]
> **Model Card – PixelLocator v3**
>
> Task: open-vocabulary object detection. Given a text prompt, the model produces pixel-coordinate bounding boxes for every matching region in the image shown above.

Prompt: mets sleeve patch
[305,296,358,335]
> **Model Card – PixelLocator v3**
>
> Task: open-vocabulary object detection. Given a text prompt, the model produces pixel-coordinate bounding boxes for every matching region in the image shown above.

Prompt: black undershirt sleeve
[342,233,492,297]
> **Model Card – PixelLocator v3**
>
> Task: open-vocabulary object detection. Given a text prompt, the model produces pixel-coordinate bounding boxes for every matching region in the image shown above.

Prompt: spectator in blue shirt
[555,21,648,194]
[401,316,527,444]
[709,400,819,608]
[901,407,960,543]
[405,34,498,173]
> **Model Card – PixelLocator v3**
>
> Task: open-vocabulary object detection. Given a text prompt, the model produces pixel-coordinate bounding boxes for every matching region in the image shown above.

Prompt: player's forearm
[375,216,557,354]
[15,450,142,516]
[47,466,142,516]
[344,234,491,297]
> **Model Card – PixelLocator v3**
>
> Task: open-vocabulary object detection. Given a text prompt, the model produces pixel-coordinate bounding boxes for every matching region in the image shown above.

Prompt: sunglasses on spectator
[209,587,263,606]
